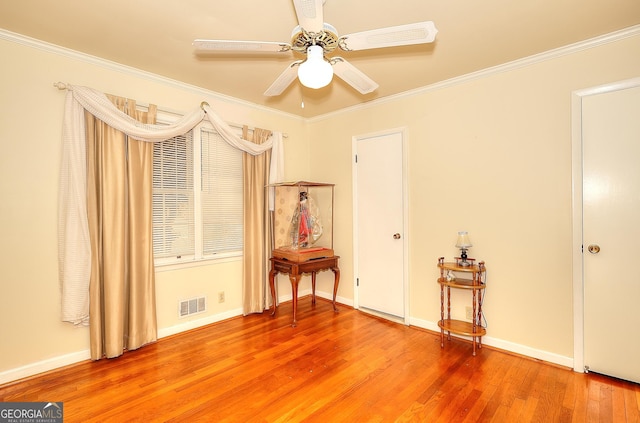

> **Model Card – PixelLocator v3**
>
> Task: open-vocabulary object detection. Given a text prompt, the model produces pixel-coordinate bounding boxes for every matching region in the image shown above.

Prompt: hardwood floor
[2,298,639,422]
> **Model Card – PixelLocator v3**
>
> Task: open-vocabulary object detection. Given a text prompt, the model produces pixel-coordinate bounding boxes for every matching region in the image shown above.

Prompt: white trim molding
[351,127,410,325]
[570,76,640,374]
[0,350,91,386]
[309,24,640,123]
[409,317,573,369]
[0,288,351,386]
[2,24,638,124]
[0,28,303,122]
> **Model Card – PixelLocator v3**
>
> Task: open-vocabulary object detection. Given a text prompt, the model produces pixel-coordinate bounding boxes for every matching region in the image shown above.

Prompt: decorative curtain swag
[58,84,284,326]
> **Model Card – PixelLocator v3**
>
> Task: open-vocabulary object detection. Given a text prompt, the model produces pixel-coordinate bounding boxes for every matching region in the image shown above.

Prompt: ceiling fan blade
[293,0,324,33]
[264,61,303,96]
[193,39,291,53]
[331,57,379,95]
[338,21,438,51]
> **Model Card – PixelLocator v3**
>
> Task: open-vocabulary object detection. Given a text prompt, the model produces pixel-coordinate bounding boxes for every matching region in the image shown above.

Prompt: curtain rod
[53,82,288,138]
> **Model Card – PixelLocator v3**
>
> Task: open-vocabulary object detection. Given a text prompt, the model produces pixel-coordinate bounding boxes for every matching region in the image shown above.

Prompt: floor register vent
[179,296,206,318]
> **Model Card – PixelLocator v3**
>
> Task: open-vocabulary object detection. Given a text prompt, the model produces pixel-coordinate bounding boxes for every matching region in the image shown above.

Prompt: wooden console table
[269,256,340,327]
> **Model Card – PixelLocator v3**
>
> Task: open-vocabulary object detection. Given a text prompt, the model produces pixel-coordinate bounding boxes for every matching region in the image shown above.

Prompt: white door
[583,84,640,383]
[354,130,406,318]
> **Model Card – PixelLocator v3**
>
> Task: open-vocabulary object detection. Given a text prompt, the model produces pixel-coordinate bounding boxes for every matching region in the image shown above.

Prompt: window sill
[154,255,242,272]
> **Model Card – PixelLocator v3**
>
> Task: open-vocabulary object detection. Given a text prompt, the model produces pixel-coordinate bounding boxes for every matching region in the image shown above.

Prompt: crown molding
[0,28,304,122]
[2,24,638,124]
[308,24,640,123]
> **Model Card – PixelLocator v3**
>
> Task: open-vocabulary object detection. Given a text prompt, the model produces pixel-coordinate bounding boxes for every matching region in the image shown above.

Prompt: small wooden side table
[269,256,340,327]
[437,257,486,356]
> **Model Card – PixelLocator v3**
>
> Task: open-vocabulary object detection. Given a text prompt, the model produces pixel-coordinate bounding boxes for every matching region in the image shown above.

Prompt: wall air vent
[179,296,206,318]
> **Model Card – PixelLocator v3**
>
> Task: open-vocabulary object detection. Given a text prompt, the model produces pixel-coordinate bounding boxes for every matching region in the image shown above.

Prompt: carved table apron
[269,256,340,327]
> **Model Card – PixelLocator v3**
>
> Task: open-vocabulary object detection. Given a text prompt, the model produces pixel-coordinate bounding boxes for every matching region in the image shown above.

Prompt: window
[152,123,243,265]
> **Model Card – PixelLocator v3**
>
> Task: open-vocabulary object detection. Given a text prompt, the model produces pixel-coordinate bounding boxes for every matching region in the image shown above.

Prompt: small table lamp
[456,231,473,267]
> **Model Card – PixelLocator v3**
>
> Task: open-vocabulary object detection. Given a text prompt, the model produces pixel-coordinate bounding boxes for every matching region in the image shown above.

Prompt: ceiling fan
[193,0,438,97]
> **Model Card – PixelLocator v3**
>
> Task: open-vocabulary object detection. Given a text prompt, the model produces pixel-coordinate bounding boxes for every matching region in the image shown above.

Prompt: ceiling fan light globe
[298,45,333,89]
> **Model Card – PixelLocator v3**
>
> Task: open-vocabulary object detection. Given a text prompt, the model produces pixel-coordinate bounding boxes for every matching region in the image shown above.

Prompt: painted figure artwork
[288,191,323,249]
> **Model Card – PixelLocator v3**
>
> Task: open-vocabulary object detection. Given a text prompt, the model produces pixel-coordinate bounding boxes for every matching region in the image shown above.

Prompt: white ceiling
[1,0,639,118]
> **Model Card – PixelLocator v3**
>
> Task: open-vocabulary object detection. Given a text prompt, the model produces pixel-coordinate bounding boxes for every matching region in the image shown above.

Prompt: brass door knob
[587,244,601,254]
[393,233,401,239]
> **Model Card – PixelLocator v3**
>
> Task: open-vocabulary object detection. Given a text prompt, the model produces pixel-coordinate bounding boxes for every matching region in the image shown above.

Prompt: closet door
[583,84,640,383]
[354,130,406,319]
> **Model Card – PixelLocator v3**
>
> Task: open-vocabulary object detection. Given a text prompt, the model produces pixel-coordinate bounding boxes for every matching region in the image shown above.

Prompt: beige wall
[307,33,640,361]
[0,34,308,381]
[1,28,639,382]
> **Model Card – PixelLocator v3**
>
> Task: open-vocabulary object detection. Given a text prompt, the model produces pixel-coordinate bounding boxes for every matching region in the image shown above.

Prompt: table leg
[331,266,340,313]
[472,288,477,356]
[478,288,483,350]
[311,271,317,305]
[446,286,451,341]
[440,284,444,348]
[269,268,277,317]
[289,273,301,327]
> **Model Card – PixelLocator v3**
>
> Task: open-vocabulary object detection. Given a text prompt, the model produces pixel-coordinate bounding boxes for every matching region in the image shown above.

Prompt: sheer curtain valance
[58,84,284,325]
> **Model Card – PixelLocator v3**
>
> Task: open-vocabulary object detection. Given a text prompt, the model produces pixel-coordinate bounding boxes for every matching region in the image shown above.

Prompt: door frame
[571,77,640,373]
[352,127,410,324]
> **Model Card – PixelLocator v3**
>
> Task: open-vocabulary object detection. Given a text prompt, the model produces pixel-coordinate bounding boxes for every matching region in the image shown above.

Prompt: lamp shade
[455,231,472,248]
[298,45,333,89]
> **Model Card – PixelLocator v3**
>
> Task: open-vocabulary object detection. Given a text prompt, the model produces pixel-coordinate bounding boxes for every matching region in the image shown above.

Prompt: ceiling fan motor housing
[291,23,339,54]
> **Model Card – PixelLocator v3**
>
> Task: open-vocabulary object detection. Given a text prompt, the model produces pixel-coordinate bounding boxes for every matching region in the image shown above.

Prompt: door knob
[393,233,401,239]
[587,244,601,254]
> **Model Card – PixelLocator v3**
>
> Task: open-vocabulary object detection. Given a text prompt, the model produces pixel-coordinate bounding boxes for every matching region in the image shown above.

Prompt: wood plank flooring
[1,298,639,422]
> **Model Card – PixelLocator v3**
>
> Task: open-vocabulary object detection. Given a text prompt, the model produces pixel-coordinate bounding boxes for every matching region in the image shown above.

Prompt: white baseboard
[157,307,243,339]
[0,309,244,386]
[278,288,353,309]
[159,287,353,340]
[1,296,571,386]
[408,317,574,369]
[0,350,91,386]
[0,290,347,385]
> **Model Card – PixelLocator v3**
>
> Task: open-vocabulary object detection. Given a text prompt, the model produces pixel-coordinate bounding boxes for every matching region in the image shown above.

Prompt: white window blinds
[200,128,243,256]
[152,131,195,260]
[152,125,243,265]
